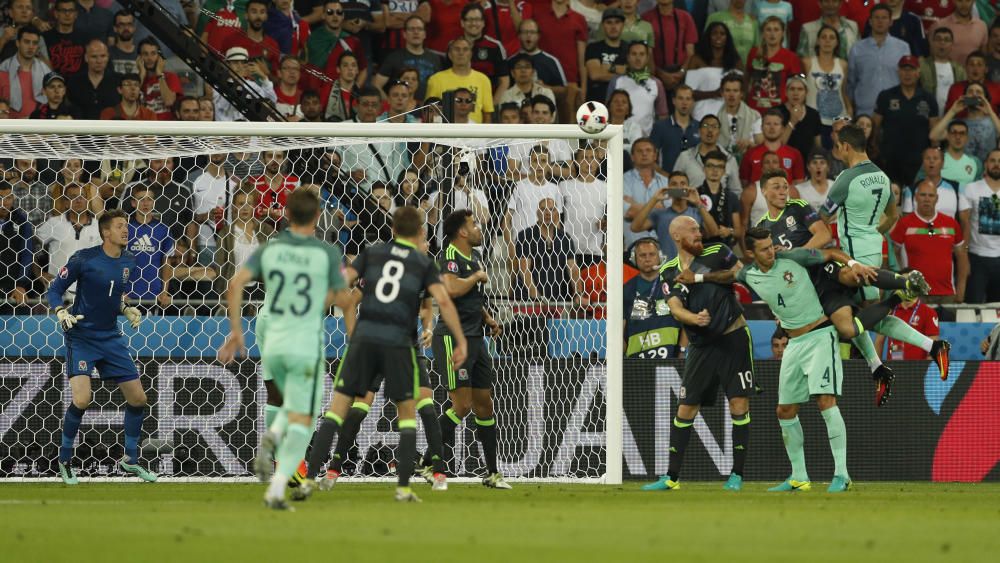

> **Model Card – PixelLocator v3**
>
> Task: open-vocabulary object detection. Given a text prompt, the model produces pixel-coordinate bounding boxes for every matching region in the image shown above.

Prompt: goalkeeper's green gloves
[55,307,84,331]
[122,304,142,329]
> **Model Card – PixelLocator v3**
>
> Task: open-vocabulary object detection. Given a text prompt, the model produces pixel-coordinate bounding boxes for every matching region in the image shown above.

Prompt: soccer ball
[576,101,609,134]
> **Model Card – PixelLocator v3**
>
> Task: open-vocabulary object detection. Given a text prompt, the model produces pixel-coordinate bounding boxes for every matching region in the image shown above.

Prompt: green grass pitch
[2,482,998,562]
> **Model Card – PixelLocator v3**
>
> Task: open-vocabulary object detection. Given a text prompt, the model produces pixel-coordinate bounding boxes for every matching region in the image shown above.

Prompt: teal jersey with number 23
[245,230,347,356]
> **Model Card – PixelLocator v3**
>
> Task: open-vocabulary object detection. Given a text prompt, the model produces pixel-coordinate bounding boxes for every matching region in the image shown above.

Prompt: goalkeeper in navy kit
[47,209,157,484]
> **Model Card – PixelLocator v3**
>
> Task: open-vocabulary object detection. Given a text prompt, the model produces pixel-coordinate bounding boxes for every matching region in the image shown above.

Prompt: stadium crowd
[0,0,999,333]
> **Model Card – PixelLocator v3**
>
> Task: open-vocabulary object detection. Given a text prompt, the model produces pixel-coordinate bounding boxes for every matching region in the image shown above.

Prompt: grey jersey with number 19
[351,239,443,347]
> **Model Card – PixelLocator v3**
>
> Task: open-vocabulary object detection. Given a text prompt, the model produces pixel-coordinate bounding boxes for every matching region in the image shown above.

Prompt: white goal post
[0,120,624,484]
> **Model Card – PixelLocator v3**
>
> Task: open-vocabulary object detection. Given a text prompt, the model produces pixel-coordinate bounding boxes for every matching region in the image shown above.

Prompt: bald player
[642,216,753,492]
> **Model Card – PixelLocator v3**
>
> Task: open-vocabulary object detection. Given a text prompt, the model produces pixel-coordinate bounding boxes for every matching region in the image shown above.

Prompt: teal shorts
[778,325,843,405]
[261,353,325,416]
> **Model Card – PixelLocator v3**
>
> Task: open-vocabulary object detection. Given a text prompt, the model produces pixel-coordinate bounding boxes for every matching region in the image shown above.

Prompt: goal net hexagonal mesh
[0,121,624,483]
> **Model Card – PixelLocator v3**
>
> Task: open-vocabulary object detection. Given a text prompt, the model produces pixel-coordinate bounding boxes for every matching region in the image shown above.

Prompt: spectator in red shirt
[137,38,182,120]
[0,25,50,119]
[222,0,282,76]
[889,179,969,303]
[253,150,301,234]
[274,55,304,120]
[200,1,242,56]
[642,0,697,90]
[875,296,939,360]
[485,0,532,58]
[906,0,954,35]
[746,16,802,113]
[533,0,588,87]
[739,109,805,188]
[99,72,156,120]
[425,0,472,54]
[944,51,1000,115]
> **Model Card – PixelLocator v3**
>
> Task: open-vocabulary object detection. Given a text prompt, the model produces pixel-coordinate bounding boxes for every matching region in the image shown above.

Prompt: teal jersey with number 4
[245,231,347,356]
[736,249,826,330]
[822,160,892,257]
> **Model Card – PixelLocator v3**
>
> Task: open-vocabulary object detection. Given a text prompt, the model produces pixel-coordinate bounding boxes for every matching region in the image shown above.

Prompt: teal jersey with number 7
[245,231,347,356]
[821,160,892,258]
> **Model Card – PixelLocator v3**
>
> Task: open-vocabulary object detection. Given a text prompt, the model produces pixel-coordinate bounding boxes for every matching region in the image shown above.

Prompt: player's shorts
[333,341,422,402]
[778,325,843,405]
[679,326,755,407]
[853,253,882,302]
[65,333,139,382]
[811,261,856,317]
[262,353,325,416]
[368,356,432,394]
[432,335,492,390]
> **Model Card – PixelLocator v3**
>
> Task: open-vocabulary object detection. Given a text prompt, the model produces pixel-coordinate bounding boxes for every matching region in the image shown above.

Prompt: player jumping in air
[754,169,935,405]
[305,206,468,503]
[739,228,876,492]
[218,188,355,511]
[48,209,157,485]
[425,210,508,489]
[641,215,753,492]
[821,124,951,379]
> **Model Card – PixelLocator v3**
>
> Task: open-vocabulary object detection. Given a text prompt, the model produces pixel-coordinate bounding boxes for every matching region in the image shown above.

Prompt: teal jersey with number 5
[245,231,347,356]
[821,160,892,257]
[736,249,826,330]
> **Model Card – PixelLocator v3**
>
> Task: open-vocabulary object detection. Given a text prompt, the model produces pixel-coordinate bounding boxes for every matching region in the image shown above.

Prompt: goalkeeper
[47,209,156,485]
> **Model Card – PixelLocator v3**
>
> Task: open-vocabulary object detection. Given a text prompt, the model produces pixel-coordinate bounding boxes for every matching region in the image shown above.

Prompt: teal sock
[778,417,809,482]
[850,317,882,371]
[820,406,849,480]
[875,316,932,352]
[269,408,288,439]
[267,422,311,498]
[264,404,281,429]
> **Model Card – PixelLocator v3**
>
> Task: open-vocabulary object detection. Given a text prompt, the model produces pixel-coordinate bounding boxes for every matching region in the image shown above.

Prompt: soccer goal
[0,119,624,484]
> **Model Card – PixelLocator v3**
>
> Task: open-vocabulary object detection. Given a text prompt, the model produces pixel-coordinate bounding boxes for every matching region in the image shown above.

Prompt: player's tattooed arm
[483,307,502,338]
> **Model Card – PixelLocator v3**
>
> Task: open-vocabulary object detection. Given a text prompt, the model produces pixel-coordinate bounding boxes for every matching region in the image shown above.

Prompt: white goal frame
[0,119,625,485]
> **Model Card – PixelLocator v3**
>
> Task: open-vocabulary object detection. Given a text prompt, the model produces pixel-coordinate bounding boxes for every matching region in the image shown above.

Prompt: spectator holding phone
[137,38,182,120]
[629,171,720,259]
[931,83,1000,164]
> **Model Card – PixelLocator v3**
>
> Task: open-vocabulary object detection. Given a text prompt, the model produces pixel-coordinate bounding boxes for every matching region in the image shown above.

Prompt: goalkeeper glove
[55,307,84,331]
[122,304,142,329]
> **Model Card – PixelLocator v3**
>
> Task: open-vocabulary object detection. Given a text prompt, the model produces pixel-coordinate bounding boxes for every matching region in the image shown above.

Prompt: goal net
[0,121,624,483]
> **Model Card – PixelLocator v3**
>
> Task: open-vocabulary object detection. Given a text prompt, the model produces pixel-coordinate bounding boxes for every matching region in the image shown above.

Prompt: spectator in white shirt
[35,183,101,295]
[505,144,562,262]
[191,153,237,267]
[559,142,608,266]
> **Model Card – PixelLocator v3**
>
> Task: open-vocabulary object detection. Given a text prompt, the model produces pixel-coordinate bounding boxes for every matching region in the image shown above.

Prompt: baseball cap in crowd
[602,8,625,22]
[225,47,250,62]
[119,72,141,85]
[808,148,830,164]
[898,55,919,68]
[43,71,65,87]
[509,53,533,68]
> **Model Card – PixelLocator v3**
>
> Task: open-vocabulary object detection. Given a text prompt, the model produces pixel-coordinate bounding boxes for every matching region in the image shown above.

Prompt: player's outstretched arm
[428,282,468,369]
[217,267,254,364]
[419,297,434,348]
